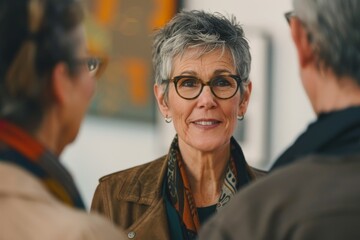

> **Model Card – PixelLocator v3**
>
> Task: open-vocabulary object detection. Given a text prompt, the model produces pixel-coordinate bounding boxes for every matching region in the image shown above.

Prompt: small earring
[237,115,244,121]
[165,115,172,123]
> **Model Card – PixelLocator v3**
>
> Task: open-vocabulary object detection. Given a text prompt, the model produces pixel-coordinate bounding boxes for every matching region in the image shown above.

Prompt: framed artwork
[233,31,272,169]
[84,0,181,122]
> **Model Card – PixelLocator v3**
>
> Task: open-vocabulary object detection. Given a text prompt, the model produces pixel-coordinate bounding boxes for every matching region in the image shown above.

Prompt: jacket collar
[116,156,168,205]
[116,136,260,205]
[272,106,360,170]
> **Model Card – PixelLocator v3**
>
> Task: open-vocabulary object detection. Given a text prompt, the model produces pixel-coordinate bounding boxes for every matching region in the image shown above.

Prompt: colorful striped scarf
[166,135,253,239]
[0,120,85,209]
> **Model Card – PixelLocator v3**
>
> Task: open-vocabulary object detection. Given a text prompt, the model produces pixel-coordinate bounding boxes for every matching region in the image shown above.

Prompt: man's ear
[238,81,252,115]
[291,18,314,68]
[52,62,72,105]
[154,84,170,117]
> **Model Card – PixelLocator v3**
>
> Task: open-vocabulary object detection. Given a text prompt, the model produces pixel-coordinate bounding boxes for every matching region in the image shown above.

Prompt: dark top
[271,106,360,170]
[197,205,217,225]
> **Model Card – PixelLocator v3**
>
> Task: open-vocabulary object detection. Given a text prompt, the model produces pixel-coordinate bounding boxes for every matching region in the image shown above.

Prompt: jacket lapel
[116,156,168,204]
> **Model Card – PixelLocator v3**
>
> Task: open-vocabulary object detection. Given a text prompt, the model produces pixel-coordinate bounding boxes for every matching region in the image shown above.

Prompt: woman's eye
[178,78,199,87]
[212,77,232,87]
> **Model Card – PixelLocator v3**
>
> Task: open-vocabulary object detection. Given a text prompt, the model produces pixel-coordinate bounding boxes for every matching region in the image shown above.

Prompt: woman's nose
[196,86,217,109]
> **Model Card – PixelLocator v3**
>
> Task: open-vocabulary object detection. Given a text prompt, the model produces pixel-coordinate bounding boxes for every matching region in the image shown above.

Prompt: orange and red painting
[85,0,180,122]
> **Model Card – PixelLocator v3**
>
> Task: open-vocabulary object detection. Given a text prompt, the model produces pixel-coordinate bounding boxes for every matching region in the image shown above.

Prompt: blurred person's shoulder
[0,162,126,240]
[229,153,360,219]
[199,154,360,240]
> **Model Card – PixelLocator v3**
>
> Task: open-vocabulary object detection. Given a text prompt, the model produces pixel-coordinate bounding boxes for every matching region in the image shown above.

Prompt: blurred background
[63,0,315,208]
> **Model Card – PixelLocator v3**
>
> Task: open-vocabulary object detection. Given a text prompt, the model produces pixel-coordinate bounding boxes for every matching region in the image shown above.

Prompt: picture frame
[84,0,181,122]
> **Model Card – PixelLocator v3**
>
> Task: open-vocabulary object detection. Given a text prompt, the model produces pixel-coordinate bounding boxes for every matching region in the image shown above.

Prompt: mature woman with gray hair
[91,10,264,240]
[199,0,360,239]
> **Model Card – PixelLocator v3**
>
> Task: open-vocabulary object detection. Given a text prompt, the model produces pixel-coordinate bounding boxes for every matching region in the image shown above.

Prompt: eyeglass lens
[86,58,103,77]
[87,58,99,71]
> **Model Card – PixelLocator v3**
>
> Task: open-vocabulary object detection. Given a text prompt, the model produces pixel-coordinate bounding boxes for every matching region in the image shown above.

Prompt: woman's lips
[191,119,221,127]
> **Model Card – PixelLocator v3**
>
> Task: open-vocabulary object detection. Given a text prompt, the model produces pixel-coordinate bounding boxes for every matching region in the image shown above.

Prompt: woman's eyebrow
[177,70,197,76]
[213,69,233,75]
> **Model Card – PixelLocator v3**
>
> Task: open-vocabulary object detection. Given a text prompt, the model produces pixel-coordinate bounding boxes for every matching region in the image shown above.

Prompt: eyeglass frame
[284,11,295,25]
[284,10,314,43]
[161,74,243,100]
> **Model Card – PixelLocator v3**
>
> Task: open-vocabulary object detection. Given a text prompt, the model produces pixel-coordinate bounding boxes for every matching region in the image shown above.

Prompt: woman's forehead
[174,47,234,66]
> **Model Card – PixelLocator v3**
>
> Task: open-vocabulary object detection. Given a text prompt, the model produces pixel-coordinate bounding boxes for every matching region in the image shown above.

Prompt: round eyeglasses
[162,74,243,100]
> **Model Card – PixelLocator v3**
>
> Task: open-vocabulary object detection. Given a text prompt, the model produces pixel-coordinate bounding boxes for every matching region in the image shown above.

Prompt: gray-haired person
[91,10,265,240]
[199,0,360,239]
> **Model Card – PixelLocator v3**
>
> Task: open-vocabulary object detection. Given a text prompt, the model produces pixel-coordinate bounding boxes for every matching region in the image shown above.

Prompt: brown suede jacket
[91,155,266,240]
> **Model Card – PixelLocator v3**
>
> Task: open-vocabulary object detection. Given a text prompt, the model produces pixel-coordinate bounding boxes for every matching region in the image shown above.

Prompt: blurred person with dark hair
[91,10,265,240]
[0,0,126,239]
[199,0,360,239]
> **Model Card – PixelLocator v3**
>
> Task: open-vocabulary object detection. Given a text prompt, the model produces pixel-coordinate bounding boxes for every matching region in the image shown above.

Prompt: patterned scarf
[0,120,85,209]
[166,135,253,239]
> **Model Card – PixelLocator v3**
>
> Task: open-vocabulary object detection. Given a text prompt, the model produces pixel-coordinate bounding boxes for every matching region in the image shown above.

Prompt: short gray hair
[152,10,251,98]
[293,0,360,84]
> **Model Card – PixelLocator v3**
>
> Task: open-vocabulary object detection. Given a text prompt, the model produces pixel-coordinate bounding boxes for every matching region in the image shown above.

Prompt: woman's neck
[311,70,360,115]
[178,138,231,207]
[35,111,66,156]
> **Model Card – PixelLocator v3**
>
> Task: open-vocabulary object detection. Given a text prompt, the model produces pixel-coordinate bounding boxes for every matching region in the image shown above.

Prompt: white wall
[63,0,316,208]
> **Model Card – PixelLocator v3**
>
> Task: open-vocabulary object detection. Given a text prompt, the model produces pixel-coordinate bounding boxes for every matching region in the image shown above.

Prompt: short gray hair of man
[152,10,251,100]
[293,0,360,84]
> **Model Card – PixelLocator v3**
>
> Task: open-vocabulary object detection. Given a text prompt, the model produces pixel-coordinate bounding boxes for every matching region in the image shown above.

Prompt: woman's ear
[52,62,72,106]
[154,83,170,117]
[238,81,252,115]
[291,17,314,68]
